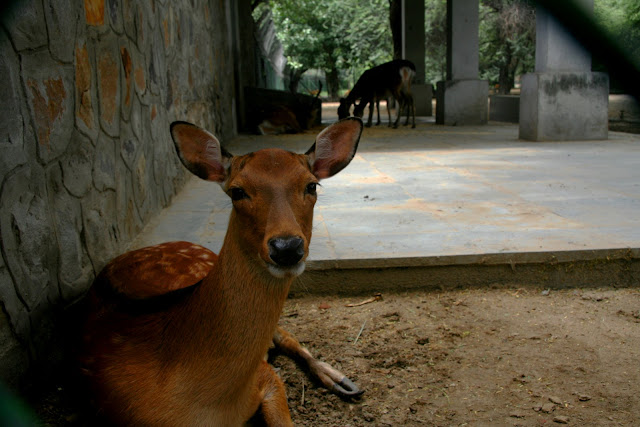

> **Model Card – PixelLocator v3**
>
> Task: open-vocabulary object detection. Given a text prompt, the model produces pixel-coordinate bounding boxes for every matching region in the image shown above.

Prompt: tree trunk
[498,44,514,94]
[288,68,306,94]
[325,67,340,100]
[389,0,402,60]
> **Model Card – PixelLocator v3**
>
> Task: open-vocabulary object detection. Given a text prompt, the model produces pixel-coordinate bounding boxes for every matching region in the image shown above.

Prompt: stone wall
[0,0,243,388]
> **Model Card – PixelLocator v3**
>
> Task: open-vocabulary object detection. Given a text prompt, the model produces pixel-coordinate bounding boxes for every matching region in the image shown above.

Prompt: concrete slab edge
[306,247,639,271]
[295,248,640,296]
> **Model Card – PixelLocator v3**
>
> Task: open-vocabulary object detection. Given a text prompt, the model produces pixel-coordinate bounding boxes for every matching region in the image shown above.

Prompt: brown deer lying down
[338,59,416,128]
[256,83,323,135]
[256,105,305,135]
[80,118,364,425]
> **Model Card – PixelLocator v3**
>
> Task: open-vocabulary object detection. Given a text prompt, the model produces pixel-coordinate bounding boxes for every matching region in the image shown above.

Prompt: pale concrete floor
[132,107,640,274]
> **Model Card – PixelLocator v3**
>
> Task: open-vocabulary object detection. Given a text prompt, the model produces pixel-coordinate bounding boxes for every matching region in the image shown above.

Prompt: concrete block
[413,84,433,117]
[403,0,426,84]
[535,4,591,73]
[489,95,520,123]
[519,72,609,141]
[448,0,480,80]
[609,94,640,123]
[436,79,488,125]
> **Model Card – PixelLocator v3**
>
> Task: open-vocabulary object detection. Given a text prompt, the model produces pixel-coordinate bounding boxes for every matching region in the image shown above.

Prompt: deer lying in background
[257,105,305,135]
[338,59,416,128]
[257,83,322,135]
[80,118,363,425]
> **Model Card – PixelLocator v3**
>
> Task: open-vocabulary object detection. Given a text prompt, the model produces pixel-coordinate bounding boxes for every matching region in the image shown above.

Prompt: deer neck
[346,89,360,104]
[217,232,293,318]
[183,229,293,358]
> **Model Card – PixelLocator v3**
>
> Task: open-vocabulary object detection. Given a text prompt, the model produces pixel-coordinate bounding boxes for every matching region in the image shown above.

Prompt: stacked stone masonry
[0,0,238,387]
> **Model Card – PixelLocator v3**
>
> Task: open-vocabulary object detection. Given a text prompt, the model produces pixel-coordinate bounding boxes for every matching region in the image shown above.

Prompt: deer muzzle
[268,236,304,267]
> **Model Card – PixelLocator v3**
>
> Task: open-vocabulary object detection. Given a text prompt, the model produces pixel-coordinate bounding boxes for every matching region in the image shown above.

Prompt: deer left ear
[170,121,233,183]
[306,118,363,180]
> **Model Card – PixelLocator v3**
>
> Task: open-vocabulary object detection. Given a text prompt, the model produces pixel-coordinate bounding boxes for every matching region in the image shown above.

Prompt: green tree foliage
[257,0,392,99]
[424,0,447,84]
[595,0,640,65]
[260,0,637,97]
[479,0,535,94]
[423,0,535,93]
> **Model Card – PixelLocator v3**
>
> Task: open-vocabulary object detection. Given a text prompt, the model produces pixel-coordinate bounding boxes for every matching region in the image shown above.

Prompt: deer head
[170,118,363,279]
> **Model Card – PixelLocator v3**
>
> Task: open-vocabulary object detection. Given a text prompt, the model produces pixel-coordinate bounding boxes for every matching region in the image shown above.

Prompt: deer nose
[268,237,304,267]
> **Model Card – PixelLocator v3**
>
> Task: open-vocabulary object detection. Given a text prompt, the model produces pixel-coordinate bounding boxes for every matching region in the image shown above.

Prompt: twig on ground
[354,319,367,345]
[346,293,383,307]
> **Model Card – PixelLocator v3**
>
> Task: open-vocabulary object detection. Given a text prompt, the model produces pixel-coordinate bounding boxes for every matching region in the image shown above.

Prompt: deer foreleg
[366,101,374,127]
[385,99,392,127]
[253,360,293,427]
[392,97,402,128]
[272,326,363,399]
[410,94,416,128]
[403,96,410,126]
[402,93,413,127]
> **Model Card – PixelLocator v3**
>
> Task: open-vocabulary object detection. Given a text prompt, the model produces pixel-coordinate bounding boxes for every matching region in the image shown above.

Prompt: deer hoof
[332,377,364,399]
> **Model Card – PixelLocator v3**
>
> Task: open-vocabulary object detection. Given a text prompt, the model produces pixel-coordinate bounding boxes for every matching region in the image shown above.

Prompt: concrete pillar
[402,0,432,116]
[436,0,488,125]
[519,1,609,140]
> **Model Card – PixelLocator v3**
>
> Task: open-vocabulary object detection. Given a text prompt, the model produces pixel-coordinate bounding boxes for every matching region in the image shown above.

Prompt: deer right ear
[306,117,363,180]
[170,121,232,183]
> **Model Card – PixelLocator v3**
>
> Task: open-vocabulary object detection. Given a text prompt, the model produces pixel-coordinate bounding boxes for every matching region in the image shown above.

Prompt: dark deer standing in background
[338,59,416,128]
[80,118,364,425]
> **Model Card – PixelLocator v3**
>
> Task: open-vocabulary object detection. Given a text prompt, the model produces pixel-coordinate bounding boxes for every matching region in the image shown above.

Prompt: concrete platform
[131,112,640,293]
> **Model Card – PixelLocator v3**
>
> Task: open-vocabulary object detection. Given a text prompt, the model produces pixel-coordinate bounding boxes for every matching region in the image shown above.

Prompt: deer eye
[305,182,318,196]
[229,187,249,201]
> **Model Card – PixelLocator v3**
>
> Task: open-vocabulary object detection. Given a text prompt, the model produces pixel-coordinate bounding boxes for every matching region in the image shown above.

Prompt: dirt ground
[28,287,640,426]
[270,286,640,426]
